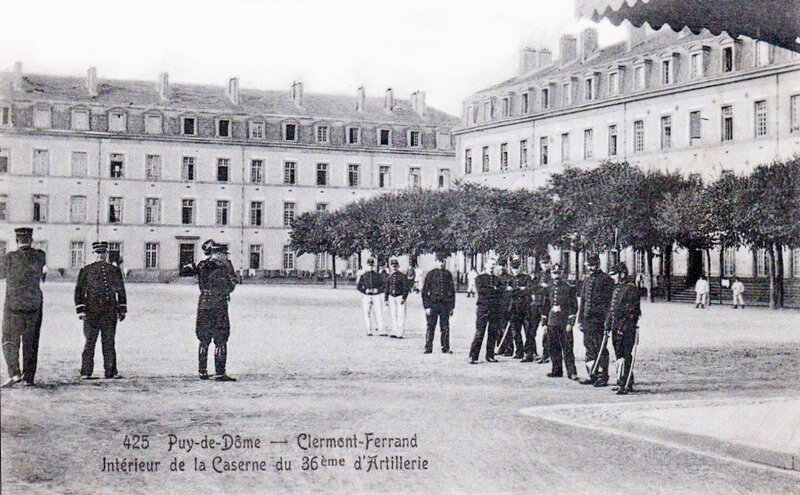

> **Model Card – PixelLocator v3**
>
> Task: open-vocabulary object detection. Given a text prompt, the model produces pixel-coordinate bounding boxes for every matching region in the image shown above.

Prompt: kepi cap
[92,241,109,253]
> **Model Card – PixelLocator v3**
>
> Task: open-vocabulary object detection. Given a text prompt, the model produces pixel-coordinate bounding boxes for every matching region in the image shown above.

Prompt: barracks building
[0,66,458,279]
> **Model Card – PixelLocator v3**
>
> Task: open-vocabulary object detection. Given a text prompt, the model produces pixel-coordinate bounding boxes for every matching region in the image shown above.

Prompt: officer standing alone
[422,253,455,354]
[577,254,614,386]
[74,241,127,379]
[1,227,47,387]
[195,243,237,381]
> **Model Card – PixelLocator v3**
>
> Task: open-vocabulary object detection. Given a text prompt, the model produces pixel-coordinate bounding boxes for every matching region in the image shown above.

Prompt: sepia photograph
[1,0,799,493]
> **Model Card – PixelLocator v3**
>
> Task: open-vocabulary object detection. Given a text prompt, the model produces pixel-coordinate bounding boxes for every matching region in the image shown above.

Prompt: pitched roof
[0,72,459,127]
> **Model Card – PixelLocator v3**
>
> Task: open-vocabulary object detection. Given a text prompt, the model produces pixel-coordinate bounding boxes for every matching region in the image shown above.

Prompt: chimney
[12,62,23,92]
[538,48,553,67]
[519,47,539,74]
[411,90,426,117]
[580,27,599,60]
[87,67,98,98]
[356,86,365,113]
[559,35,578,64]
[226,77,240,105]
[384,88,394,110]
[157,72,169,102]
[627,24,648,51]
[290,81,303,105]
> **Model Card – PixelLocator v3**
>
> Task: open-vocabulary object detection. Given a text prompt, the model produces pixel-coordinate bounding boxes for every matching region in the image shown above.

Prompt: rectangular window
[144,198,161,225]
[519,140,528,168]
[32,194,48,222]
[661,60,671,85]
[634,66,645,90]
[250,201,263,226]
[661,116,672,149]
[723,247,736,276]
[283,245,295,271]
[791,95,800,133]
[690,53,701,79]
[464,149,473,174]
[584,78,594,101]
[690,111,702,142]
[182,117,196,135]
[217,158,230,182]
[502,97,510,117]
[177,157,194,182]
[754,100,768,137]
[316,203,327,212]
[70,151,87,178]
[316,163,328,186]
[721,105,734,142]
[438,169,450,189]
[145,114,162,134]
[608,125,618,156]
[379,166,391,188]
[108,197,123,224]
[539,137,548,165]
[722,46,734,73]
[109,111,126,132]
[110,153,124,178]
[347,127,360,144]
[33,107,51,128]
[609,72,619,95]
[379,129,390,146]
[216,200,230,226]
[560,133,570,163]
[562,82,571,106]
[107,242,121,265]
[1,106,9,126]
[250,121,264,139]
[541,88,549,110]
[181,199,195,225]
[483,101,492,121]
[69,196,86,223]
[500,143,508,170]
[32,149,49,176]
[409,167,421,188]
[348,164,359,187]
[0,196,6,221]
[145,242,159,269]
[482,146,489,172]
[145,154,161,181]
[755,41,771,67]
[521,93,529,114]
[284,123,297,141]
[0,148,8,173]
[70,241,85,269]
[409,130,421,147]
[249,245,262,270]
[284,161,296,185]
[250,159,264,183]
[583,129,593,159]
[316,125,329,143]
[71,109,90,130]
[283,202,295,227]
[634,120,644,153]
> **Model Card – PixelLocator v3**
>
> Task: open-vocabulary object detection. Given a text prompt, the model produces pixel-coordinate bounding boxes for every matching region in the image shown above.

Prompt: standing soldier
[469,255,503,364]
[577,254,614,386]
[497,256,532,359]
[195,243,237,381]
[384,259,410,338]
[606,263,641,394]
[495,261,514,356]
[542,264,579,380]
[466,266,478,298]
[522,254,551,363]
[357,258,385,336]
[75,241,127,379]
[422,253,455,354]
[0,227,46,388]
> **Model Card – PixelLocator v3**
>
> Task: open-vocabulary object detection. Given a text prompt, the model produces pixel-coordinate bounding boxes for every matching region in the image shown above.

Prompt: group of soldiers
[1,228,239,388]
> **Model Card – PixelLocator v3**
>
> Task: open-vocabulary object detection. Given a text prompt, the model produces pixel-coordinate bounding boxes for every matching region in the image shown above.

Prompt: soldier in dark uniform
[495,260,514,356]
[1,227,47,388]
[195,243,237,381]
[578,254,614,386]
[522,254,552,363]
[542,264,579,380]
[469,256,503,364]
[422,252,455,354]
[75,241,127,379]
[606,263,641,395]
[497,256,532,359]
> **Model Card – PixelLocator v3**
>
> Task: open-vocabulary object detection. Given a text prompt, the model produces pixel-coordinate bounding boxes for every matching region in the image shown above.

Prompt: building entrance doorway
[179,243,196,273]
[686,249,704,288]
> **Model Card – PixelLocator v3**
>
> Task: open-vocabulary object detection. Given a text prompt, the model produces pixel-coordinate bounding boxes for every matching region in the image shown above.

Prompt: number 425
[123,434,150,449]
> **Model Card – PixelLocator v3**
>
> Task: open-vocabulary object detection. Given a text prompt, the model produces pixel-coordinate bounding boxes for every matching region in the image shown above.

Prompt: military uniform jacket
[605,281,641,334]
[384,271,411,301]
[197,259,236,310]
[422,268,455,310]
[506,273,533,314]
[531,271,551,315]
[75,261,127,314]
[357,271,384,295]
[475,273,503,310]
[499,271,513,310]
[578,271,614,323]
[0,247,47,312]
[542,280,578,327]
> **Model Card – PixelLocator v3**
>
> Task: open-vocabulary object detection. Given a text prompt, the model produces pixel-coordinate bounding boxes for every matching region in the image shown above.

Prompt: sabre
[620,325,639,394]
[590,330,610,377]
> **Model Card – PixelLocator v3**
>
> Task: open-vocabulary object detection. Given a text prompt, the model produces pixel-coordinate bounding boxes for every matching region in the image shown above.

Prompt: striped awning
[575,0,800,52]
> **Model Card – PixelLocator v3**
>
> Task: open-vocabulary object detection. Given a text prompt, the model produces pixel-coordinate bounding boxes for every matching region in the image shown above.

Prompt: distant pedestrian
[357,258,385,336]
[731,277,745,308]
[385,259,410,338]
[0,228,47,388]
[469,255,503,364]
[466,267,478,298]
[694,274,709,308]
[422,252,455,354]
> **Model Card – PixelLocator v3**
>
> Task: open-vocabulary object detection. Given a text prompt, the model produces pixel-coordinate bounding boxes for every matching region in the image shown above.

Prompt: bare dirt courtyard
[2,282,800,494]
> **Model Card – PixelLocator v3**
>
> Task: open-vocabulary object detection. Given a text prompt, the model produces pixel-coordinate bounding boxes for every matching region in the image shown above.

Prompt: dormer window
[182,116,197,136]
[562,82,572,105]
[1,105,10,127]
[722,46,734,73]
[520,93,529,114]
[661,60,671,84]
[250,120,265,139]
[689,45,710,79]
[584,76,596,101]
[408,130,421,147]
[633,61,651,90]
[502,97,510,117]
[540,88,550,110]
[315,124,329,143]
[347,126,360,144]
[145,112,162,135]
[378,128,391,146]
[483,101,492,121]
[436,132,451,150]
[108,111,126,132]
[283,122,297,141]
[755,40,772,67]
[608,71,620,96]
[33,105,51,129]
[217,118,231,138]
[71,108,90,131]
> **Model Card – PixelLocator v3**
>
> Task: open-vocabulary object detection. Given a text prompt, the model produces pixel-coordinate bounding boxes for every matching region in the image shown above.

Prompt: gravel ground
[1,283,799,494]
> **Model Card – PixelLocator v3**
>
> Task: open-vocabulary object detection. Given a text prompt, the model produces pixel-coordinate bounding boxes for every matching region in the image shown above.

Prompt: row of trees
[290,158,800,308]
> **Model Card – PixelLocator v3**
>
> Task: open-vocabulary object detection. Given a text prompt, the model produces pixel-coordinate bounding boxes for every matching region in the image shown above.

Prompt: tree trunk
[646,248,654,302]
[775,243,784,309]
[705,248,712,304]
[357,251,362,268]
[665,245,673,302]
[767,243,776,310]
[331,255,337,289]
[718,247,725,305]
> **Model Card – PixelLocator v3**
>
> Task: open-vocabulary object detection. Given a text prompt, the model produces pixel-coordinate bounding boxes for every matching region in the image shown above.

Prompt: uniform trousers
[387,296,406,337]
[424,302,451,352]
[361,294,384,334]
[523,312,549,360]
[733,293,745,307]
[581,318,609,380]
[548,322,577,376]
[2,305,42,382]
[81,309,118,378]
[613,323,637,387]
[498,309,528,357]
[469,305,501,360]
[196,306,230,376]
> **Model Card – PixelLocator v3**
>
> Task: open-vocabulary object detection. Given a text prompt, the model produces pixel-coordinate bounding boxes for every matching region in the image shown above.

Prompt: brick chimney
[12,62,23,92]
[519,47,539,74]
[226,77,240,105]
[87,67,98,98]
[560,35,578,64]
[384,88,394,110]
[411,90,426,117]
[538,48,553,67]
[356,86,365,113]
[580,27,598,60]
[290,81,303,105]
[157,72,169,102]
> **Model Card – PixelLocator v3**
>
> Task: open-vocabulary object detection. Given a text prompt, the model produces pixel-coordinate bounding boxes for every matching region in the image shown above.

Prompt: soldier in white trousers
[356,258,385,336]
[384,259,411,338]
